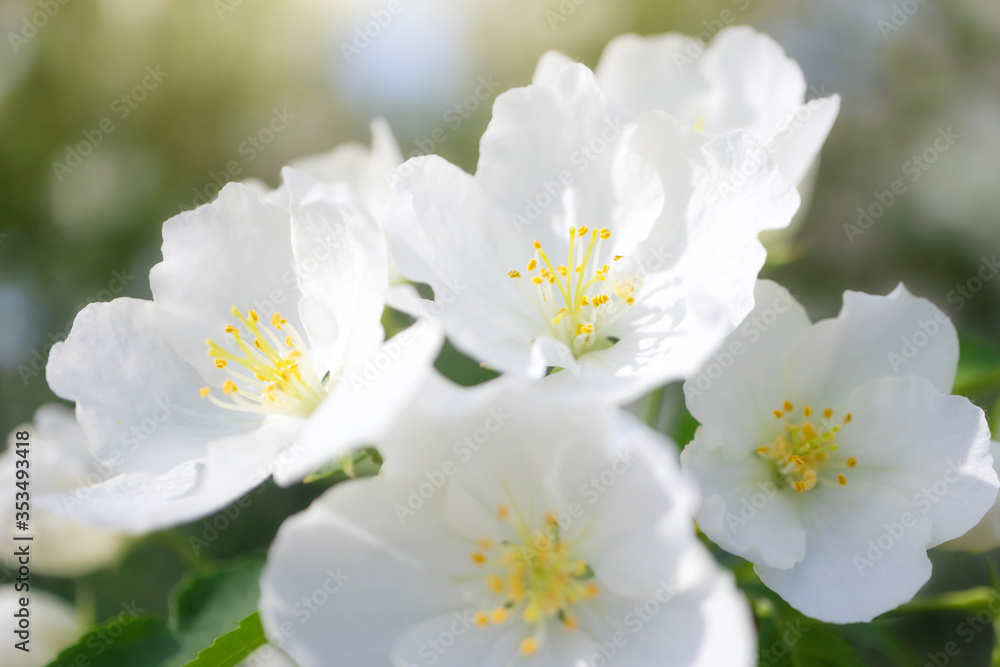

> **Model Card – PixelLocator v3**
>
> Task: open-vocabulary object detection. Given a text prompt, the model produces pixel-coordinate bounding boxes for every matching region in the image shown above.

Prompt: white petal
[37,419,300,533]
[273,320,443,485]
[288,117,402,218]
[767,95,841,185]
[385,156,543,377]
[285,168,387,373]
[260,477,473,667]
[556,413,695,597]
[755,480,933,624]
[390,613,526,667]
[46,298,247,474]
[531,49,577,86]
[595,32,707,122]
[939,441,1000,553]
[478,62,662,253]
[682,434,807,571]
[0,405,129,575]
[683,280,812,444]
[786,284,959,403]
[632,122,800,338]
[838,376,997,547]
[149,182,302,375]
[376,372,509,478]
[697,26,806,138]
[607,545,756,667]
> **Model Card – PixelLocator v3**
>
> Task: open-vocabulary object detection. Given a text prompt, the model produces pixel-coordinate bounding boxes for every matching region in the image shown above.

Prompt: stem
[880,587,995,618]
[159,530,210,569]
[74,580,96,627]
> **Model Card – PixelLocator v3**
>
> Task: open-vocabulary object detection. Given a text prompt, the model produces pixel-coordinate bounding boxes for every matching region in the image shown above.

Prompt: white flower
[535,25,840,190]
[939,440,1000,553]
[0,586,81,667]
[260,376,754,667]
[2,405,130,576]
[42,172,442,532]
[681,280,998,623]
[385,62,799,404]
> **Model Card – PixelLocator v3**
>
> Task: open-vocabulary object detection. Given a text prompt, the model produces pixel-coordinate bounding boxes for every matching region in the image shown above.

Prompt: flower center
[757,401,857,492]
[508,226,641,357]
[469,506,599,656]
[199,307,327,418]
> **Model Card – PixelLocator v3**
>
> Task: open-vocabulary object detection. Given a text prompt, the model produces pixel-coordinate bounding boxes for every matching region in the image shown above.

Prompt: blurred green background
[1,0,999,664]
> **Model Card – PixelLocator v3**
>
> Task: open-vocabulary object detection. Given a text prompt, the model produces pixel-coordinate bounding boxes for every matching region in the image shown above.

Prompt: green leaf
[182,612,266,667]
[954,332,1000,395]
[46,556,267,667]
[46,616,179,667]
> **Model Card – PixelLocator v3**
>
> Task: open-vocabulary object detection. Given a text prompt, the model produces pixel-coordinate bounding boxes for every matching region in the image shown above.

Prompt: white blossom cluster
[18,26,1000,666]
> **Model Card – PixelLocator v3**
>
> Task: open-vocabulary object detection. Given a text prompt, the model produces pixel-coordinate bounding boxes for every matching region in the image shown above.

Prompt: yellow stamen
[485,575,504,594]
[846,458,857,468]
[199,387,211,398]
[509,270,521,279]
[520,638,539,656]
